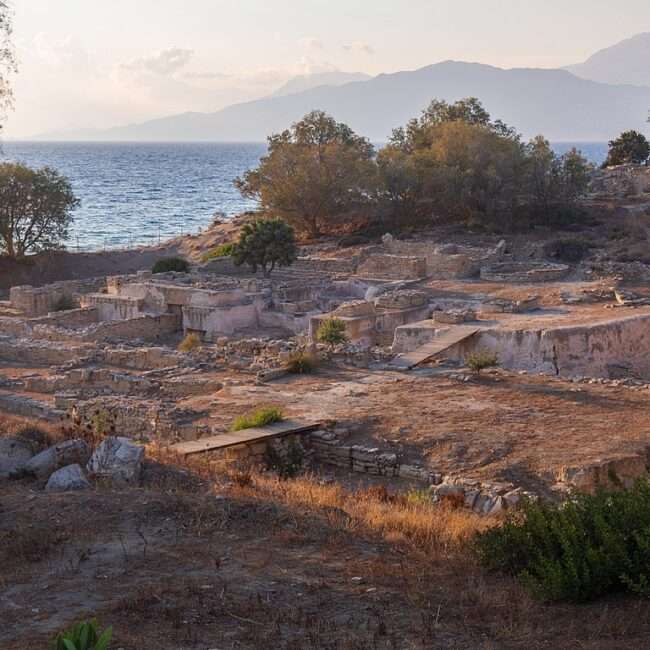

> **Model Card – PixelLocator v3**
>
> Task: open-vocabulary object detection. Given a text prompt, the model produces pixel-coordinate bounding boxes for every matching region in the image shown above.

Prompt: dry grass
[234,473,490,557]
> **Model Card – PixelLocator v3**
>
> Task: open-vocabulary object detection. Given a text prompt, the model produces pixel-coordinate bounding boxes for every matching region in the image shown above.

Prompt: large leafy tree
[232,218,297,277]
[603,130,650,167]
[0,163,79,258]
[378,98,591,229]
[235,111,377,237]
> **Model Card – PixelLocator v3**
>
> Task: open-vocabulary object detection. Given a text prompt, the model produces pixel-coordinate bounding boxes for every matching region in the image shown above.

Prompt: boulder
[45,464,91,492]
[87,436,144,485]
[23,439,90,480]
[0,437,34,478]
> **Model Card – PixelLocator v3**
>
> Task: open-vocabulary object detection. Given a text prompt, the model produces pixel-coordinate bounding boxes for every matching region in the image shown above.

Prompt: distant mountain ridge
[33,60,650,144]
[566,33,650,86]
[272,71,372,97]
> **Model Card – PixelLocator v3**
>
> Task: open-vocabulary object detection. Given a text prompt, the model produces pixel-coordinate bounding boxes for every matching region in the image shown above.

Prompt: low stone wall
[480,261,569,283]
[29,308,100,329]
[24,368,157,396]
[102,346,185,371]
[0,337,96,366]
[83,313,181,343]
[0,391,64,421]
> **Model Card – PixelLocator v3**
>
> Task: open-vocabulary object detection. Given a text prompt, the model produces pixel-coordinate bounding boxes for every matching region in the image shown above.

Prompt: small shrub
[201,242,235,262]
[316,318,348,347]
[232,406,284,431]
[465,350,499,375]
[230,468,254,488]
[264,439,304,479]
[178,332,202,353]
[53,294,78,312]
[152,257,190,274]
[543,238,592,263]
[475,481,650,602]
[285,350,318,374]
[53,619,112,650]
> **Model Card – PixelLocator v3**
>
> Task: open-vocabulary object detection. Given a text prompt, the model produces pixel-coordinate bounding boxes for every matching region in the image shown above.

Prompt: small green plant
[465,349,499,375]
[405,488,432,506]
[316,318,348,348]
[232,406,284,431]
[264,439,304,479]
[285,350,318,374]
[152,257,190,274]
[52,619,112,650]
[201,242,235,262]
[474,480,650,602]
[178,332,202,353]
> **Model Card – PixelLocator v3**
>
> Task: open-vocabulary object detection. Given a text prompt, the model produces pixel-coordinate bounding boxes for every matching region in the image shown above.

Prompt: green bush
[285,350,318,374]
[201,242,235,262]
[543,238,592,263]
[316,318,348,347]
[465,350,499,375]
[232,406,284,431]
[152,257,189,274]
[475,481,650,602]
[52,619,112,650]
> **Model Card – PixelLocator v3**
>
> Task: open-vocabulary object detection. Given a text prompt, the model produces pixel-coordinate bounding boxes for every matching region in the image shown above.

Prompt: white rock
[0,437,34,478]
[87,436,145,485]
[23,439,90,480]
[45,464,91,492]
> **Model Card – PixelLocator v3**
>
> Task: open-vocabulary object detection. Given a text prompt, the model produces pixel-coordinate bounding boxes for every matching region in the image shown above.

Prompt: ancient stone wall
[356,254,426,280]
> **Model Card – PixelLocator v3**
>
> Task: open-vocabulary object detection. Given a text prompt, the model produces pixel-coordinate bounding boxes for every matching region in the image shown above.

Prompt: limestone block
[24,439,90,480]
[0,437,34,478]
[87,437,145,485]
[45,464,91,492]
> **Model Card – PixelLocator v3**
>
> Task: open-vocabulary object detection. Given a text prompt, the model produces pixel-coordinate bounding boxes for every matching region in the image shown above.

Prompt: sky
[7,0,650,137]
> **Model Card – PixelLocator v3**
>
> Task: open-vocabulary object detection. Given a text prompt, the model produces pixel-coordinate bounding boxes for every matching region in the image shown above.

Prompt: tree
[316,318,348,348]
[603,130,650,167]
[232,218,297,277]
[0,163,79,258]
[0,1,16,133]
[235,111,377,237]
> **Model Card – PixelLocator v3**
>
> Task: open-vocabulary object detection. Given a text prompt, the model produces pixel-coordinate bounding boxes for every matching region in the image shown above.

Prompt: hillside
[566,32,650,86]
[35,61,650,143]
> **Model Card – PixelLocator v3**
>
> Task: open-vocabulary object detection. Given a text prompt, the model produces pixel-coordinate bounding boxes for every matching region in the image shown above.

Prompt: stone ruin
[589,164,650,199]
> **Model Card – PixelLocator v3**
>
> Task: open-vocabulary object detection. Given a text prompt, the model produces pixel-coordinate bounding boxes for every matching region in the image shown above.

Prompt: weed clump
[466,349,499,375]
[475,481,650,602]
[201,242,235,262]
[285,350,318,374]
[178,332,202,353]
[316,318,348,347]
[232,406,284,431]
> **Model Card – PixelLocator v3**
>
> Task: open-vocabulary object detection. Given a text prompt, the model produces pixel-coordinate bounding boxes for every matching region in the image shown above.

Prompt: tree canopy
[235,110,377,237]
[0,163,79,258]
[232,218,297,277]
[603,130,650,167]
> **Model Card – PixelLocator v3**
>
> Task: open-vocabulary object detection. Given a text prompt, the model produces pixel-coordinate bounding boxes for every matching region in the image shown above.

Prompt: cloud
[299,37,325,51]
[343,41,375,55]
[120,48,194,76]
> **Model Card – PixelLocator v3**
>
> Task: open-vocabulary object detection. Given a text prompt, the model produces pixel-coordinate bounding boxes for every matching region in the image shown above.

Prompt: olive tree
[235,111,377,237]
[232,218,297,277]
[0,163,79,258]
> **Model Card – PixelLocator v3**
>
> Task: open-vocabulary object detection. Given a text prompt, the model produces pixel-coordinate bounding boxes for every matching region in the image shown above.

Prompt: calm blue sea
[2,141,266,251]
[1,140,607,252]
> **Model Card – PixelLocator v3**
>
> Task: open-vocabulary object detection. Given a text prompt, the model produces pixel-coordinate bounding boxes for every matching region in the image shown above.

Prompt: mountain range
[34,34,650,143]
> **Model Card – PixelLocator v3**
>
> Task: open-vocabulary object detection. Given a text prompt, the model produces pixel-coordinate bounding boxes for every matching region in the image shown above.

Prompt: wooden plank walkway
[391,326,480,370]
[170,419,321,456]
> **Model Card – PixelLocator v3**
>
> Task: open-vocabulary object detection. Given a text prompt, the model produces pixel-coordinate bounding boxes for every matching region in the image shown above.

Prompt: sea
[1,140,608,252]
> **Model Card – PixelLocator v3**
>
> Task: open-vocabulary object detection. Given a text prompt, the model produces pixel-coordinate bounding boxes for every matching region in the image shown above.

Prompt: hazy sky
[8,0,650,137]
